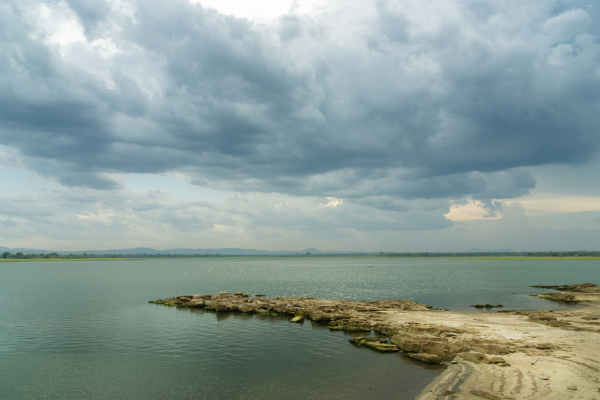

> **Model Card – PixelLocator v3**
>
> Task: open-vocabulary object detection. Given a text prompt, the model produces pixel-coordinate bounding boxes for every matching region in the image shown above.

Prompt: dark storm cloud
[1,0,599,209]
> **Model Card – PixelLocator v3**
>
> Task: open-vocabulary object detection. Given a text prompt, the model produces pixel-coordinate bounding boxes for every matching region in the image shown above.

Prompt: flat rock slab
[350,336,388,344]
[349,336,399,352]
[408,353,442,364]
[364,342,400,352]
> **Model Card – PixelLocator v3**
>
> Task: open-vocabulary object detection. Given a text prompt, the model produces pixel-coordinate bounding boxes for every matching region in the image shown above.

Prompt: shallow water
[0,258,598,399]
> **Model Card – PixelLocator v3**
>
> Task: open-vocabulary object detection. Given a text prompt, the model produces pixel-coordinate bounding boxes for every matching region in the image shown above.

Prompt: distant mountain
[72,247,329,255]
[0,246,355,255]
[0,246,55,254]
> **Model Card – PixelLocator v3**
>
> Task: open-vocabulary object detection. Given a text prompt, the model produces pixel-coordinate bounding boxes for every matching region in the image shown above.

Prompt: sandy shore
[412,291,600,400]
[152,286,600,400]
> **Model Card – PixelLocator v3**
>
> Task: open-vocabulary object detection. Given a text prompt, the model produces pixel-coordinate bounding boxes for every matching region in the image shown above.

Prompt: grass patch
[475,257,600,261]
[0,258,139,262]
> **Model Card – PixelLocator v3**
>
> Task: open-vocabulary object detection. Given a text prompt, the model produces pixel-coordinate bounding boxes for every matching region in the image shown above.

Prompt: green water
[1,258,597,399]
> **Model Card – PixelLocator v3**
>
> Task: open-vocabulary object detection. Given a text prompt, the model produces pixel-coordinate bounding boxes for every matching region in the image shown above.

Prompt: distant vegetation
[1,252,132,260]
[378,251,600,258]
[1,250,599,260]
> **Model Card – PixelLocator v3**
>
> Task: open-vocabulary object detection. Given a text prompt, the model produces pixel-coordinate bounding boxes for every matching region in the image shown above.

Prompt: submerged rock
[350,337,399,352]
[364,341,400,352]
[471,304,504,309]
[349,336,388,345]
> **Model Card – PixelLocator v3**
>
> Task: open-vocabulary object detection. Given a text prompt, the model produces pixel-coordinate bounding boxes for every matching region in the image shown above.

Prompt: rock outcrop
[529,283,600,303]
[149,294,431,330]
[150,284,600,400]
[408,353,443,364]
[150,293,518,366]
[530,293,577,302]
[530,283,600,293]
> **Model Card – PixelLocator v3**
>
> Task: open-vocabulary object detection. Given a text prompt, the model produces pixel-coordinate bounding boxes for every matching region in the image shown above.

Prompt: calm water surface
[1,258,598,399]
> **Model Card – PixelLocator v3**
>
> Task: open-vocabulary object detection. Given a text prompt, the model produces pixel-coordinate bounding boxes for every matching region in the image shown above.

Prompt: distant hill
[0,246,53,254]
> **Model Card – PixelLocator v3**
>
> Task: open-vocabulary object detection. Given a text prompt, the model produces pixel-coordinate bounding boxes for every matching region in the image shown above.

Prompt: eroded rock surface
[530,283,600,293]
[149,294,431,333]
[409,353,443,364]
[529,283,600,304]
[530,292,577,302]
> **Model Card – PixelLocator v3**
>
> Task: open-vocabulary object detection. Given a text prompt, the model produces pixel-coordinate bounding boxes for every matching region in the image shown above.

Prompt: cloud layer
[1,0,600,248]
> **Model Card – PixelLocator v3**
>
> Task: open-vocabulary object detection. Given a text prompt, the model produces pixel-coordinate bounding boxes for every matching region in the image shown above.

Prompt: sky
[1,0,600,252]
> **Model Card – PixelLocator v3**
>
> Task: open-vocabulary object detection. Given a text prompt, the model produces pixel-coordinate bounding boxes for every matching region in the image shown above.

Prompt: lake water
[1,258,598,399]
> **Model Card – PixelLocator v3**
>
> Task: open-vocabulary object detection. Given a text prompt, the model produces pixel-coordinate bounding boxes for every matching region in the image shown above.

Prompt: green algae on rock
[528,283,599,303]
[530,293,578,302]
[349,336,400,352]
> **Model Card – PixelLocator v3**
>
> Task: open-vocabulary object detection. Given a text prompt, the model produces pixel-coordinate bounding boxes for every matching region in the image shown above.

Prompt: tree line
[378,251,600,257]
[2,250,600,260]
[1,252,127,259]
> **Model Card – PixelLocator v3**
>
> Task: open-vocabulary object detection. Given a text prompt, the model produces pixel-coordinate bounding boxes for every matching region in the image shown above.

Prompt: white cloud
[319,197,343,207]
[543,8,592,43]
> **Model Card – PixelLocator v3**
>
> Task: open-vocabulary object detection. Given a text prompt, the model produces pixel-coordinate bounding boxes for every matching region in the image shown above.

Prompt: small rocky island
[151,284,600,400]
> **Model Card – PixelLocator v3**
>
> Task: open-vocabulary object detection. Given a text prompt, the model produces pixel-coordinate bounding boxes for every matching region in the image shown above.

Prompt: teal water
[0,258,598,399]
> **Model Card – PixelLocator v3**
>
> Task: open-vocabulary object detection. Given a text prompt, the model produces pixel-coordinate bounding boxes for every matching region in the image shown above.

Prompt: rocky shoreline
[150,284,600,399]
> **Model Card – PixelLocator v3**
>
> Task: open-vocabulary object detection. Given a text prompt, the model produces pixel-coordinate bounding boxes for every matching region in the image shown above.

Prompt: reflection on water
[186,306,444,371]
[0,258,598,399]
